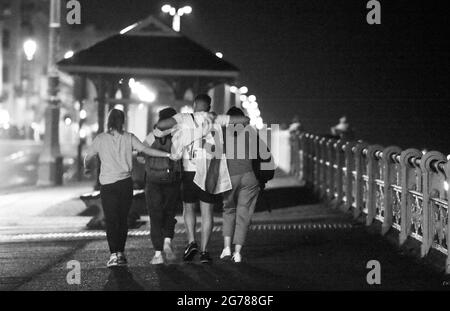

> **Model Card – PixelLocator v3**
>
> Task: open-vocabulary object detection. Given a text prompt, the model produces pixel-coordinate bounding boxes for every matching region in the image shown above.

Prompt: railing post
[366,145,383,226]
[298,133,306,184]
[344,141,357,212]
[290,133,300,178]
[307,134,314,185]
[420,151,445,257]
[326,138,335,201]
[334,140,346,208]
[381,146,402,235]
[399,148,422,245]
[354,142,368,220]
[319,137,328,198]
[445,161,450,273]
[313,135,321,193]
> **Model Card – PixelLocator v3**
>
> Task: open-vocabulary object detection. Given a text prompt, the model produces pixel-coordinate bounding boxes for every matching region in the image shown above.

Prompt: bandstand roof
[57,16,239,80]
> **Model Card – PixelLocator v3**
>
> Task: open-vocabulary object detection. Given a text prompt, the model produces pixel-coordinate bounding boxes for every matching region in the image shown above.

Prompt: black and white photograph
[0,0,449,300]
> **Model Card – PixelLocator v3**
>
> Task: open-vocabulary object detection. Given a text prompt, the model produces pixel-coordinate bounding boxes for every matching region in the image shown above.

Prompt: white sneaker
[232,252,242,263]
[107,253,119,267]
[164,243,176,261]
[151,253,164,265]
[220,247,232,260]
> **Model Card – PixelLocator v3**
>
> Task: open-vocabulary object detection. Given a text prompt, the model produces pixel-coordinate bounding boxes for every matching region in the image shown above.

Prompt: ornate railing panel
[292,132,450,273]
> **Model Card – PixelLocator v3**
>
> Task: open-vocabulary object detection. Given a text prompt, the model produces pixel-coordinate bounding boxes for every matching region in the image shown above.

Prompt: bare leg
[224,236,232,249]
[200,201,214,252]
[183,202,197,243]
[234,244,242,254]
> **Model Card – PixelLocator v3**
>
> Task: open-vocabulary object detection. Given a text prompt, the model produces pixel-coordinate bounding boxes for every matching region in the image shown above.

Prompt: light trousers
[222,171,260,246]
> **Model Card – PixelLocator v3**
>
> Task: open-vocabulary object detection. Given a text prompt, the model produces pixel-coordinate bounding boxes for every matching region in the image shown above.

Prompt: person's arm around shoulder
[223,114,250,126]
[143,132,155,148]
[131,134,170,158]
[156,117,177,131]
[83,135,101,175]
[156,112,189,130]
[137,133,155,164]
[84,135,100,168]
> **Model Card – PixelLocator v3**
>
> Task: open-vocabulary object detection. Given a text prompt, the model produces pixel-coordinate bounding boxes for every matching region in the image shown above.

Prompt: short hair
[158,107,177,121]
[227,106,245,117]
[194,94,212,109]
[107,109,125,133]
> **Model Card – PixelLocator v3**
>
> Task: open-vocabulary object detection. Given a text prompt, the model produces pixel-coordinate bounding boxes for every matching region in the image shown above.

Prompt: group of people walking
[84,94,274,267]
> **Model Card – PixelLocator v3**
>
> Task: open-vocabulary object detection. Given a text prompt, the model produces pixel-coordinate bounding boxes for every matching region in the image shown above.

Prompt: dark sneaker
[183,242,199,261]
[200,251,212,264]
[117,252,128,266]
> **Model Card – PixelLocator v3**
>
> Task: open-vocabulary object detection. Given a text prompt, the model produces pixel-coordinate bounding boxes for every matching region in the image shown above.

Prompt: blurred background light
[239,86,248,94]
[120,23,139,35]
[64,50,74,59]
[64,117,72,126]
[114,104,125,111]
[23,39,37,61]
[161,4,172,13]
[0,108,10,129]
[129,79,157,103]
[79,109,87,120]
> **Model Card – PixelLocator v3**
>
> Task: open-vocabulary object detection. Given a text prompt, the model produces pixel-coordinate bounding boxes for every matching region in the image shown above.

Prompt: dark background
[78,0,449,153]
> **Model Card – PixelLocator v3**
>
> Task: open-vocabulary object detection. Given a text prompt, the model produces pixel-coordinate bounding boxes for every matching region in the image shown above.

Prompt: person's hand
[136,155,146,164]
[206,112,217,123]
[84,168,92,177]
[169,153,178,161]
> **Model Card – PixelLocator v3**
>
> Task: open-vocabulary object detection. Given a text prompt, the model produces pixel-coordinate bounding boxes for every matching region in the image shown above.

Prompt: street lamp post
[38,0,63,186]
[23,39,37,139]
[161,4,192,32]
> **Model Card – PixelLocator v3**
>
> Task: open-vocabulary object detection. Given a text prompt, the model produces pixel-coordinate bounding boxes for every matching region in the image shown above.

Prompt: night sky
[77,0,449,153]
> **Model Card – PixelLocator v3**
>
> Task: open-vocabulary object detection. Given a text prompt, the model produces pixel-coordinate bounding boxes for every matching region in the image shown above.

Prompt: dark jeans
[100,178,133,253]
[145,179,181,251]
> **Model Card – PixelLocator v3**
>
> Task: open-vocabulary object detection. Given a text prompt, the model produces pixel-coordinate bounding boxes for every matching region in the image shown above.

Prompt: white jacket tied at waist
[170,113,232,195]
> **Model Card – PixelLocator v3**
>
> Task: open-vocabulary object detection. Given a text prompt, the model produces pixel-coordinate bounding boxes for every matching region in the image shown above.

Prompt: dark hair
[227,106,245,117]
[158,107,177,121]
[107,109,125,133]
[194,94,212,110]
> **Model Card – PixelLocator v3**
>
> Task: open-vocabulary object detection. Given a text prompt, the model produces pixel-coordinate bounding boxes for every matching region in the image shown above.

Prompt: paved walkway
[0,177,448,291]
[0,182,92,235]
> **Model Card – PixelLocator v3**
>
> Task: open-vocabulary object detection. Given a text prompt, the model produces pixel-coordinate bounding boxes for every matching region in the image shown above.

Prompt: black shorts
[181,172,222,204]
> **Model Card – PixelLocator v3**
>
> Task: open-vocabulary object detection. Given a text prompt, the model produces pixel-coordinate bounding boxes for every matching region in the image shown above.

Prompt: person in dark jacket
[143,108,182,265]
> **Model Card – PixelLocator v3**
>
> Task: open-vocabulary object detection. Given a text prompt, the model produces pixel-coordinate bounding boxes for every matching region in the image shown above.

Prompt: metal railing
[290,132,450,272]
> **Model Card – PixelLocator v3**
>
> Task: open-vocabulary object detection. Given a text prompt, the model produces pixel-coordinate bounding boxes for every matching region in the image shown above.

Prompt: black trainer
[200,251,212,264]
[183,242,199,261]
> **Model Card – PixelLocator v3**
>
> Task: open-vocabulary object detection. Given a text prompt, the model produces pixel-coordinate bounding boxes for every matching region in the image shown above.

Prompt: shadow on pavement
[255,186,318,213]
[103,267,145,291]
